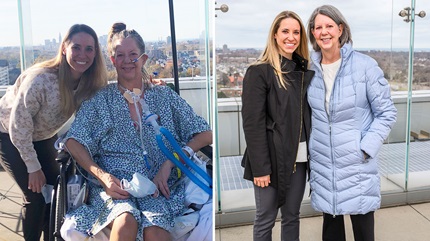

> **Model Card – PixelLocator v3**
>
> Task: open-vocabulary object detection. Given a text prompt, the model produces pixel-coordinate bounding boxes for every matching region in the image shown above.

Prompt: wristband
[173,152,185,164]
[181,145,195,158]
[172,152,182,178]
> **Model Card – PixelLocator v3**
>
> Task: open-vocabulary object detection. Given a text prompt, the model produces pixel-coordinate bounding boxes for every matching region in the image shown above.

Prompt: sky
[1,0,429,50]
[215,0,430,50]
[0,0,208,47]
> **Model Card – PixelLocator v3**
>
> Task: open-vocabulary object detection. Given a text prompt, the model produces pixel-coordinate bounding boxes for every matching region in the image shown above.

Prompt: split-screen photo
[0,1,429,241]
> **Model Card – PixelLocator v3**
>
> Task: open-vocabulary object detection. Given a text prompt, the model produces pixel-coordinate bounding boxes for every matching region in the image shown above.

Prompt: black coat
[241,53,315,208]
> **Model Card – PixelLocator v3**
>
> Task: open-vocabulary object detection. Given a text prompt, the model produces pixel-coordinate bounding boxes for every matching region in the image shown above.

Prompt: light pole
[215,2,229,17]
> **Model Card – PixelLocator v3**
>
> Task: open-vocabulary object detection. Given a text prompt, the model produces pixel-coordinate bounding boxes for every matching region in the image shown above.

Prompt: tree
[220,72,230,86]
[159,66,173,78]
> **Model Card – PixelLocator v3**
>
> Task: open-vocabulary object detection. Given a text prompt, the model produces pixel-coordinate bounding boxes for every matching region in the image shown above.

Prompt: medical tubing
[132,101,150,170]
[141,99,160,135]
[156,135,212,195]
[120,85,151,170]
[159,127,212,185]
[141,98,212,193]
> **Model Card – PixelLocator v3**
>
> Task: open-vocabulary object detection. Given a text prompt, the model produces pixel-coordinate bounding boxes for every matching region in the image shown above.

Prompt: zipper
[293,71,305,173]
[329,67,339,217]
[330,122,336,216]
[323,55,342,216]
[320,61,337,216]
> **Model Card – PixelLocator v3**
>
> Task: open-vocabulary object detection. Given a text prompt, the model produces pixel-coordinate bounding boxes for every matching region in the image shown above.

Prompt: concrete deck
[0,170,25,241]
[215,202,430,240]
[2,170,430,241]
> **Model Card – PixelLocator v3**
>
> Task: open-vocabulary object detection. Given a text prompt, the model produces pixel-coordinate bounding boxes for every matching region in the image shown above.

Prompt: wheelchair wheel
[49,176,65,241]
[54,180,65,241]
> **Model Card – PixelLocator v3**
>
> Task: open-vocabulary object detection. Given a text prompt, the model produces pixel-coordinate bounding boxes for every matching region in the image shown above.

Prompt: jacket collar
[310,42,353,70]
[280,52,309,72]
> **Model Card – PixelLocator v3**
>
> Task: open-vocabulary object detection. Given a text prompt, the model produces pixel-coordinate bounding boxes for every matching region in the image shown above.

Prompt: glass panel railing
[14,0,214,184]
[17,0,34,71]
[171,0,210,120]
[378,0,410,193]
[10,0,212,121]
[406,0,430,191]
[0,1,22,90]
[213,0,430,227]
[8,0,213,144]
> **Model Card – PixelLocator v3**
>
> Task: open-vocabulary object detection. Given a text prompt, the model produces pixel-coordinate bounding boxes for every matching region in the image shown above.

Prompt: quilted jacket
[307,43,397,215]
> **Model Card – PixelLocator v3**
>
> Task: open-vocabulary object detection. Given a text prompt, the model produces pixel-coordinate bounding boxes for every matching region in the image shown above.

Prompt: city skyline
[0,0,207,47]
[2,1,429,50]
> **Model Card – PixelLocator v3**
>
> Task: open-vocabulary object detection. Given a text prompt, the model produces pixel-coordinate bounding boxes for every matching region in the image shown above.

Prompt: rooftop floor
[2,170,430,241]
[219,141,430,192]
[215,202,430,241]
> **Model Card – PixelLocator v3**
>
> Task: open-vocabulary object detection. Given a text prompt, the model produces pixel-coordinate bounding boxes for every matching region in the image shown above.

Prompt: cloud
[215,0,430,50]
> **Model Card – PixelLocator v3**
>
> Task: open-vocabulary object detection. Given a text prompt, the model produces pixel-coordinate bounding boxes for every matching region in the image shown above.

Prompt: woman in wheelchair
[0,24,107,241]
[62,22,212,241]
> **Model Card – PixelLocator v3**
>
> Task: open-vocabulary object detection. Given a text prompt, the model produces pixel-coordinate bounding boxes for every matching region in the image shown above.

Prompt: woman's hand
[254,175,271,188]
[100,172,130,200]
[150,75,166,86]
[153,160,175,199]
[65,139,129,200]
[28,169,46,193]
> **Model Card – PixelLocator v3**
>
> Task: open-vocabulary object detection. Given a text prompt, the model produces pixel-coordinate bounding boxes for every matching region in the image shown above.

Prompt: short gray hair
[307,5,352,51]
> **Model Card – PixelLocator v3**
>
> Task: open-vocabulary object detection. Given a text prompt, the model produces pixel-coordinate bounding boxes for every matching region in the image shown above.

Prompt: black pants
[0,132,59,241]
[322,212,375,241]
[253,162,307,241]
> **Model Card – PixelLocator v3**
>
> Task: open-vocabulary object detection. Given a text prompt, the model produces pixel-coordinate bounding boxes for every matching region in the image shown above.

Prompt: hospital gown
[64,83,211,241]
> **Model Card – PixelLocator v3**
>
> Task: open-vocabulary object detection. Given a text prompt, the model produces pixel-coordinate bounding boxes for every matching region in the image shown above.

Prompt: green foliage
[217,91,228,98]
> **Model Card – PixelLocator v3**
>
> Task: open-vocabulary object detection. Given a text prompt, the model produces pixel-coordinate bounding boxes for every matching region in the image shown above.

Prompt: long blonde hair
[33,24,107,117]
[252,11,309,89]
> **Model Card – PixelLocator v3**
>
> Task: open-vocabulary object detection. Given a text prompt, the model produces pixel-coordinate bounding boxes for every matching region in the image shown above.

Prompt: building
[0,60,9,86]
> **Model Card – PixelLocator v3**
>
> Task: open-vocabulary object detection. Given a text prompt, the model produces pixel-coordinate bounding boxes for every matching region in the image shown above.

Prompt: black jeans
[253,162,307,241]
[322,211,375,241]
[0,132,59,241]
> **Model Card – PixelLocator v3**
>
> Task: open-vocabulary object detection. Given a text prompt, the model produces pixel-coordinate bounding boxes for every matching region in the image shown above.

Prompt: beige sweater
[0,67,70,173]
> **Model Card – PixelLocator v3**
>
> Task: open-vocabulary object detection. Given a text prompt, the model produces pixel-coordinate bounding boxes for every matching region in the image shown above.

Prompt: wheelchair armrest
[55,150,71,164]
[199,145,212,160]
[198,145,213,179]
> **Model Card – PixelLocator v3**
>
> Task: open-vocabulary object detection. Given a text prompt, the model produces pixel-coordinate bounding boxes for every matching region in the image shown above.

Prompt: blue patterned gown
[64,83,211,241]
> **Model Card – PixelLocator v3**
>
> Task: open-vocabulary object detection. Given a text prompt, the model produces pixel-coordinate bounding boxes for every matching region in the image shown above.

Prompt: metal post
[16,0,34,71]
[404,0,416,191]
[168,0,180,94]
[17,0,26,70]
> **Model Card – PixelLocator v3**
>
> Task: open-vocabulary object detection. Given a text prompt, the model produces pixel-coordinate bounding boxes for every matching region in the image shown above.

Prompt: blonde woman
[241,11,315,241]
[0,24,107,241]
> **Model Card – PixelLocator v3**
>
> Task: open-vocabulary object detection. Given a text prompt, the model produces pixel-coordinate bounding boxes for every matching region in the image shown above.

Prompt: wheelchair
[49,146,213,241]
[49,150,78,241]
